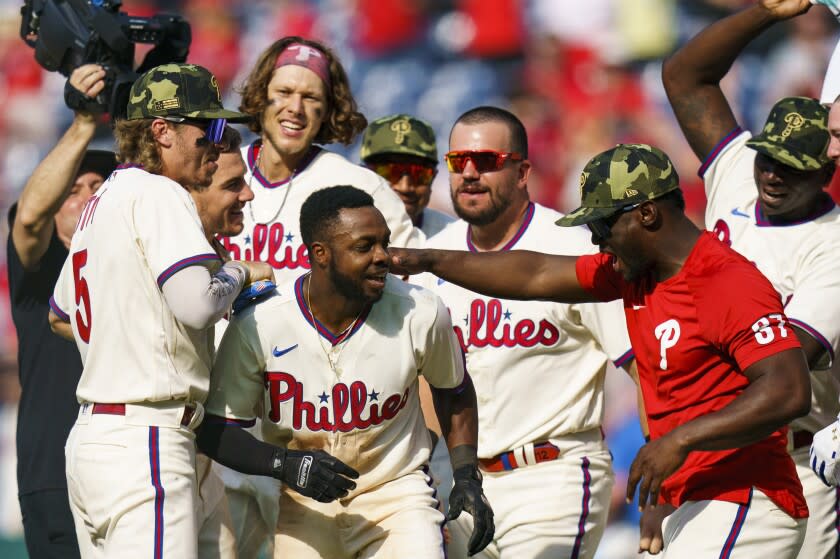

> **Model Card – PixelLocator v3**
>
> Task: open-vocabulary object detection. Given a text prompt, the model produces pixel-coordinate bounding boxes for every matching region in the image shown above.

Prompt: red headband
[274,43,331,87]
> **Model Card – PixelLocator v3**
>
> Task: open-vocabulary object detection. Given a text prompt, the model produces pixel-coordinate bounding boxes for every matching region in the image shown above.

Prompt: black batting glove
[448,465,495,556]
[271,448,360,503]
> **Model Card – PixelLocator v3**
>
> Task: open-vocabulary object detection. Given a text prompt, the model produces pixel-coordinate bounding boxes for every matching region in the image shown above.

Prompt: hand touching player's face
[752,153,832,221]
[262,65,327,161]
[448,121,529,226]
[56,171,104,245]
[321,207,391,303]
[192,151,253,239]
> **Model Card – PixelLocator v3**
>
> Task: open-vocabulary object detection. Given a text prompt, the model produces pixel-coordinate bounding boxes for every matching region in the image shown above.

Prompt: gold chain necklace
[305,274,364,376]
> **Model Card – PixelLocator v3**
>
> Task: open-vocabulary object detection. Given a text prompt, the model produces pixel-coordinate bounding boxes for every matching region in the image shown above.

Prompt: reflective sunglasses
[367,162,436,186]
[445,150,523,174]
[163,116,228,147]
[586,202,642,241]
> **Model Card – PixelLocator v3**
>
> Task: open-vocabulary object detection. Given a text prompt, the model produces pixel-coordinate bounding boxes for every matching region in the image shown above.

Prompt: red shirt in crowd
[576,231,807,519]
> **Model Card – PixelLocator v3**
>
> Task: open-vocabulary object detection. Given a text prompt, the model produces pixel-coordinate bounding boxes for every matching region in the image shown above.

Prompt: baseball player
[360,114,455,238]
[198,185,494,558]
[219,36,423,274]
[414,106,633,559]
[390,144,813,558]
[215,36,424,555]
[47,63,273,558]
[662,2,840,556]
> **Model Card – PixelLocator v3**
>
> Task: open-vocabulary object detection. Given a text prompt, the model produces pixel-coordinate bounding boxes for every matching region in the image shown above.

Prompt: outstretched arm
[662,1,811,160]
[389,247,592,303]
[12,65,105,270]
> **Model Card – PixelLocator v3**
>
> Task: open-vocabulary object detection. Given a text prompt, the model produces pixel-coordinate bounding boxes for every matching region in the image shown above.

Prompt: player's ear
[638,200,659,228]
[309,241,329,267]
[151,119,175,149]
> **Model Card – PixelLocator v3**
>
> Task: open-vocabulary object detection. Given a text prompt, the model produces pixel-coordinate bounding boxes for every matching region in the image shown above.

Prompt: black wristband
[644,435,651,443]
[449,444,478,471]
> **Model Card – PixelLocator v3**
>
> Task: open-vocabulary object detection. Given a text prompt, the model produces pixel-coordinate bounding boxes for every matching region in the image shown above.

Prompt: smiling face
[323,206,391,304]
[752,152,832,221]
[191,151,253,238]
[261,65,327,165]
[448,121,528,226]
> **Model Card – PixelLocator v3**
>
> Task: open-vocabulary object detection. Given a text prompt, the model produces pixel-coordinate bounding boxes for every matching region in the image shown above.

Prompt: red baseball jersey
[576,231,807,519]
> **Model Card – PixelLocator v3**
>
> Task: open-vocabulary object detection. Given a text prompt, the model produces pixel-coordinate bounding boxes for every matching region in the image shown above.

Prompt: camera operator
[7,63,113,559]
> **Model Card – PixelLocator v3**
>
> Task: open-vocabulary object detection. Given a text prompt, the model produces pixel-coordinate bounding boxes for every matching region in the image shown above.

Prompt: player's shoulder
[425,218,469,248]
[231,279,297,324]
[308,150,385,189]
[380,275,445,318]
[689,232,774,292]
[521,203,596,255]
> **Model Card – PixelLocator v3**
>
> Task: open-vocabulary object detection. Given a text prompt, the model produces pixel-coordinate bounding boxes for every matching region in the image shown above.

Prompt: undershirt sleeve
[161,261,247,330]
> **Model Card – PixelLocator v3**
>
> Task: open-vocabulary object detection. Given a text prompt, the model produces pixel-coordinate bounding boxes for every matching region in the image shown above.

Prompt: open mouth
[280,120,306,135]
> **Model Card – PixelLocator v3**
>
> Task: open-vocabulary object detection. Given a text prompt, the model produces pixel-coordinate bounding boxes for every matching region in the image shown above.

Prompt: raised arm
[12,65,105,270]
[662,0,811,160]
[389,247,593,303]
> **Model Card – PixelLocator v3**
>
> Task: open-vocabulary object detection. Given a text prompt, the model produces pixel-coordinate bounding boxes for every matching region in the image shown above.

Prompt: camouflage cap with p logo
[745,96,830,171]
[360,114,438,163]
[126,63,250,122]
[556,144,680,227]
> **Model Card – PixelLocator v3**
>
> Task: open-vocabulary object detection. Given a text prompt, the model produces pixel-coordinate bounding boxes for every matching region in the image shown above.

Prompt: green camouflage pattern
[126,63,250,122]
[556,143,680,227]
[745,96,830,171]
[360,114,438,163]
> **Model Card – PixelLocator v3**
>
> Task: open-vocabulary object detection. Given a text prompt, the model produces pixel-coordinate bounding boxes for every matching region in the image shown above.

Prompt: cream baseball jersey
[702,129,840,433]
[419,202,633,458]
[418,207,455,238]
[50,166,220,404]
[219,142,424,285]
[204,274,464,496]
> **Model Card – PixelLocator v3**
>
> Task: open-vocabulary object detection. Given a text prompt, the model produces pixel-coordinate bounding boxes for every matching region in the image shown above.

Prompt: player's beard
[328,262,384,305]
[451,185,512,226]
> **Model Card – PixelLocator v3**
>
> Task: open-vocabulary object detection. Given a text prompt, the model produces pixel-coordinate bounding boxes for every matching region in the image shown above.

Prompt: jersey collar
[247,140,321,190]
[293,274,372,346]
[466,202,535,252]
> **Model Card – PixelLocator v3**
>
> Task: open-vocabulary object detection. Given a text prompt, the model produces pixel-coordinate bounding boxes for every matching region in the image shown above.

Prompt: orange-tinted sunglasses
[368,162,436,186]
[445,150,523,174]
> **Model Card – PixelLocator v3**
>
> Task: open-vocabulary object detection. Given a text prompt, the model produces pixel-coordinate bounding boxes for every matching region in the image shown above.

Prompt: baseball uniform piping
[719,486,752,559]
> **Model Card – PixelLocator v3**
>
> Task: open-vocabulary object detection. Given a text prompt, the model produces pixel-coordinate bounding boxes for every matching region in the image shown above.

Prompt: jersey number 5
[72,249,92,343]
[751,314,788,345]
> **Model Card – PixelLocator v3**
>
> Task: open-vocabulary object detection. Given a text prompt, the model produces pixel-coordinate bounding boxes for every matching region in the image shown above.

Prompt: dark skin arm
[431,378,479,460]
[626,347,811,509]
[390,248,593,303]
[794,327,829,371]
[662,0,811,161]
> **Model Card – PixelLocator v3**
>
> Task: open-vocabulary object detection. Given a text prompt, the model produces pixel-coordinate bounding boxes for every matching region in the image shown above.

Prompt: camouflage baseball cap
[556,144,680,227]
[125,63,250,122]
[745,96,830,171]
[360,114,438,163]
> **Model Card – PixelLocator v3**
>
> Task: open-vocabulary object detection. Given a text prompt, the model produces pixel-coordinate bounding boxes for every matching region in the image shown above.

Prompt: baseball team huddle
[10,0,840,558]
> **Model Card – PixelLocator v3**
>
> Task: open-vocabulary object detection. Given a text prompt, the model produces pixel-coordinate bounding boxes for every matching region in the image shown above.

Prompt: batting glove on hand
[812,0,840,17]
[810,419,840,486]
[271,448,360,503]
[232,280,276,314]
[448,465,495,556]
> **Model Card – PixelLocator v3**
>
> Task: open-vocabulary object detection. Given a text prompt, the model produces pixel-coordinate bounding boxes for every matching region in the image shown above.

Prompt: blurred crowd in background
[0,0,837,557]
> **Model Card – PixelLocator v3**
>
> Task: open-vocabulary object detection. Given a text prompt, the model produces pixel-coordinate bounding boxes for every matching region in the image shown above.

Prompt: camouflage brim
[745,138,829,171]
[126,63,250,123]
[555,205,623,227]
[744,96,830,171]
